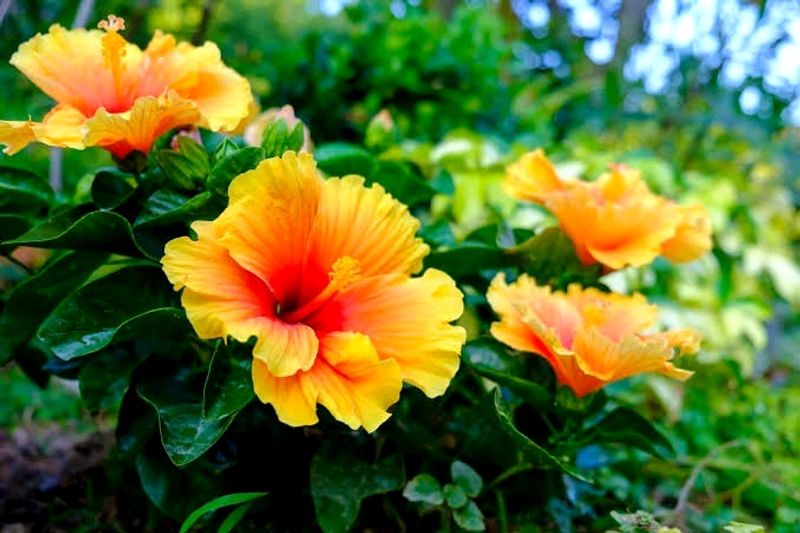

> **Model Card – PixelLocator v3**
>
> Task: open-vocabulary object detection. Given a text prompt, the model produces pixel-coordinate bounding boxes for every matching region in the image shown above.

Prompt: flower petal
[252,359,319,427]
[139,33,253,132]
[11,25,143,116]
[0,120,36,155]
[504,149,565,204]
[163,220,319,377]
[660,203,712,263]
[305,175,429,282]
[311,331,402,432]
[331,269,465,397]
[84,93,201,158]
[216,152,323,307]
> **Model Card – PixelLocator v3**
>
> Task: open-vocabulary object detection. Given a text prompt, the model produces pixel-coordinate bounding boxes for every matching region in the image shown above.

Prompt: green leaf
[213,138,239,163]
[202,343,255,420]
[139,381,236,467]
[0,166,53,213]
[91,169,137,209]
[5,206,142,256]
[367,161,435,206]
[493,390,590,482]
[217,503,253,533]
[314,143,375,177]
[723,521,766,533]
[451,461,482,497]
[156,136,211,191]
[509,227,601,288]
[179,492,267,533]
[452,500,485,531]
[261,119,306,157]
[419,219,456,248]
[78,348,141,412]
[402,474,444,505]
[0,251,107,363]
[443,483,468,509]
[37,266,184,360]
[207,147,265,196]
[0,214,32,243]
[587,407,675,459]
[135,190,225,227]
[311,443,404,533]
[463,338,551,408]
[424,244,508,280]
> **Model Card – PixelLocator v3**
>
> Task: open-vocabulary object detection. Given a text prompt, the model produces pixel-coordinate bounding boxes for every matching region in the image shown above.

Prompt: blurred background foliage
[1,0,798,531]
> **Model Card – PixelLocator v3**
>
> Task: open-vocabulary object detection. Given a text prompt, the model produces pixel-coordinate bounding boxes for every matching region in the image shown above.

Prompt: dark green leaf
[493,390,590,482]
[424,244,508,280]
[202,343,255,420]
[0,166,53,213]
[179,492,267,533]
[5,206,142,256]
[430,169,455,195]
[156,136,211,191]
[452,500,485,531]
[588,407,675,459]
[419,219,456,248]
[91,169,137,209]
[0,214,32,243]
[213,139,239,163]
[37,266,184,360]
[463,339,551,408]
[367,161,435,206]
[207,147,265,196]
[139,381,236,467]
[443,483,468,509]
[135,190,225,227]
[315,143,375,177]
[509,227,602,288]
[0,251,107,363]
[451,461,482,497]
[403,474,443,505]
[261,119,305,157]
[311,443,404,533]
[78,348,142,412]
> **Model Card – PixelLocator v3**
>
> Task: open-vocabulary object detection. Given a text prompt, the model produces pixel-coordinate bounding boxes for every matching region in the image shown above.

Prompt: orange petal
[139,33,253,132]
[305,175,429,282]
[311,332,402,432]
[0,105,86,154]
[84,93,201,158]
[11,24,143,116]
[252,359,319,427]
[0,120,36,155]
[162,221,319,377]
[332,269,465,397]
[567,286,659,341]
[215,152,323,307]
[504,149,565,204]
[660,203,712,263]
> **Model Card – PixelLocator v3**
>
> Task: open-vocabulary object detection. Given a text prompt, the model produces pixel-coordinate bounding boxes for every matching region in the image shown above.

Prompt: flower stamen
[98,15,128,106]
[281,256,361,323]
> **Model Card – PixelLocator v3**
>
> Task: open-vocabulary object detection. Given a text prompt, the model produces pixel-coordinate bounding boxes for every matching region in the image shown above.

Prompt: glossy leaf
[135,190,225,227]
[91,169,137,209]
[463,339,551,408]
[493,390,590,482]
[156,136,211,191]
[367,161,435,207]
[179,492,267,533]
[509,227,602,288]
[78,348,141,412]
[5,206,141,256]
[311,443,404,533]
[314,143,375,177]
[0,166,53,213]
[202,343,255,420]
[587,406,675,459]
[424,243,508,280]
[139,381,236,467]
[0,251,107,363]
[37,266,184,360]
[207,147,265,196]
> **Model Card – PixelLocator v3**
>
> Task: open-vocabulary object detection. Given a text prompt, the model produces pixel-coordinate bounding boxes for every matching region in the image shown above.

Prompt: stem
[488,463,535,489]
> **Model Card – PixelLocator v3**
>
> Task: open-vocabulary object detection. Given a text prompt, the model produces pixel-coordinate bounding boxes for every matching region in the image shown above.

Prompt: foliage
[1,1,798,532]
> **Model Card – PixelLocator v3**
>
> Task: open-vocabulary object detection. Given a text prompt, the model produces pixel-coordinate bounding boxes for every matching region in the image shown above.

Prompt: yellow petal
[572,328,677,383]
[216,152,323,307]
[660,203,712,263]
[11,24,143,116]
[504,149,565,204]
[252,359,319,427]
[334,269,465,397]
[0,120,36,155]
[139,33,254,132]
[306,174,429,280]
[311,332,402,432]
[84,93,201,158]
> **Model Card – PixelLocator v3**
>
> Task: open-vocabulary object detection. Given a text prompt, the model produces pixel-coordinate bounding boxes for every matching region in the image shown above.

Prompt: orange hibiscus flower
[0,15,252,158]
[162,152,466,431]
[487,273,699,397]
[505,150,712,269]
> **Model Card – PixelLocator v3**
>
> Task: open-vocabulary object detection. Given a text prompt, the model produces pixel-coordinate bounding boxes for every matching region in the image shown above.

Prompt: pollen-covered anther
[98,15,126,33]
